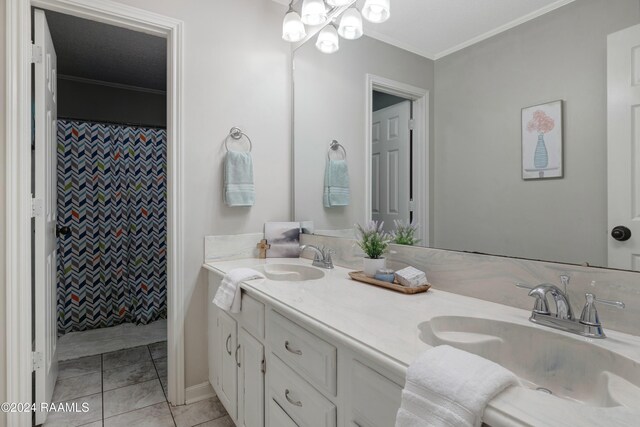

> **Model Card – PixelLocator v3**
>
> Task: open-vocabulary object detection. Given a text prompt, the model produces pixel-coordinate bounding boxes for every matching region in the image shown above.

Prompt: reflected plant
[355,221,391,259]
[391,220,420,246]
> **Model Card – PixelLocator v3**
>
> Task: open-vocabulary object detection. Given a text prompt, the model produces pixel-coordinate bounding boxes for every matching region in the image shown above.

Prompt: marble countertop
[203,258,640,427]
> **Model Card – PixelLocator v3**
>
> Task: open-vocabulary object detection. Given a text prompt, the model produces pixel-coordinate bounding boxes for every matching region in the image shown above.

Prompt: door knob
[56,225,70,238]
[611,226,631,242]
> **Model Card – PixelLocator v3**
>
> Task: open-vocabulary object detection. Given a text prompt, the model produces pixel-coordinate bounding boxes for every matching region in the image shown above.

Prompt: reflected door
[371,100,411,231]
[608,23,640,270]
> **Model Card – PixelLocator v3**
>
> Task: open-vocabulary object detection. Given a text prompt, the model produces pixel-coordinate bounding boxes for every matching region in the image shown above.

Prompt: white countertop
[203,258,640,427]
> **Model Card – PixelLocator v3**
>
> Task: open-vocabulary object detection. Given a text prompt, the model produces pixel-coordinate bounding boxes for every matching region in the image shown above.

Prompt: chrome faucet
[300,245,335,269]
[516,276,625,339]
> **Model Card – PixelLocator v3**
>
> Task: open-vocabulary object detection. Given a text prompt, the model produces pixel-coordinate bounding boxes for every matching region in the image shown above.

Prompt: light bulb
[326,0,353,6]
[362,0,390,23]
[282,10,306,42]
[338,8,363,40]
[301,0,327,26]
[316,25,339,54]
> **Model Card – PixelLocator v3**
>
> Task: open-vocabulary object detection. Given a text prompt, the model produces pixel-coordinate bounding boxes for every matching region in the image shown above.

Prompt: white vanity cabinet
[207,271,403,427]
[208,274,266,427]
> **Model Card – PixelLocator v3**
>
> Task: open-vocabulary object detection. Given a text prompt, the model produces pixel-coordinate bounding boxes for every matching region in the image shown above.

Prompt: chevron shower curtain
[56,120,167,335]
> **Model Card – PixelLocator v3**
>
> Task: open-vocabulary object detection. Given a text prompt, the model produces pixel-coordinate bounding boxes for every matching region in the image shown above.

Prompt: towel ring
[328,140,346,160]
[225,127,253,152]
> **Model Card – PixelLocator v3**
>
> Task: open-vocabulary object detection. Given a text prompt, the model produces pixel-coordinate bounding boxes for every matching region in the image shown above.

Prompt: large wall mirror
[292,0,640,271]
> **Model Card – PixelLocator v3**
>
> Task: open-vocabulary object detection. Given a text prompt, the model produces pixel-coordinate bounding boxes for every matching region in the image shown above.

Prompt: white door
[34,9,59,425]
[371,100,411,232]
[218,311,238,419]
[238,328,265,427]
[608,24,640,270]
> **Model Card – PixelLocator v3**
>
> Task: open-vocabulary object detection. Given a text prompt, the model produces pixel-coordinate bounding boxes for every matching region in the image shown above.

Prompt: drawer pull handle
[285,389,302,407]
[235,344,241,368]
[285,340,302,355]
[225,334,232,355]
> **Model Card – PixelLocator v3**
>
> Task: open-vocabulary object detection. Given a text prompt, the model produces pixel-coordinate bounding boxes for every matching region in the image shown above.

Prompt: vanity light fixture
[316,24,340,54]
[282,0,390,53]
[301,0,328,26]
[338,7,363,40]
[362,0,390,23]
[282,5,306,42]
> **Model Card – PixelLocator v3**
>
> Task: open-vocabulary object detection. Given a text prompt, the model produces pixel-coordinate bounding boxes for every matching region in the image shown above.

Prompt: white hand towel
[396,345,518,427]
[212,268,264,313]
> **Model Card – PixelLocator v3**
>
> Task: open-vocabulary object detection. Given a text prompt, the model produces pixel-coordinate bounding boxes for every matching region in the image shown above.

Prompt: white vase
[363,257,386,277]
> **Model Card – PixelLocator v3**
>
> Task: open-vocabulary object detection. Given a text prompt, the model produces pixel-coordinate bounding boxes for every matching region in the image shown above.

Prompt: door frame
[365,74,430,245]
[5,1,186,424]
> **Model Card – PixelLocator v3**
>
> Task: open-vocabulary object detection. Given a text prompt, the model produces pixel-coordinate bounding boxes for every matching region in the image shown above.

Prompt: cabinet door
[218,310,238,419]
[238,328,265,427]
[349,360,402,427]
[208,274,221,389]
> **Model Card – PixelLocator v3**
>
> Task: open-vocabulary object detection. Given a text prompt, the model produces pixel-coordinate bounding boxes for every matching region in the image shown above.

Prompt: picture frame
[521,100,563,180]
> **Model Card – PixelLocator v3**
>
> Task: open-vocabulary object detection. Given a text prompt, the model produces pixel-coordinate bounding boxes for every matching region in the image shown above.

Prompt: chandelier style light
[282,0,390,53]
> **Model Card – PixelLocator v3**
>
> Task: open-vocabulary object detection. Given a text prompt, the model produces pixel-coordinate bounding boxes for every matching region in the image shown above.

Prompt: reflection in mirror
[293,0,640,271]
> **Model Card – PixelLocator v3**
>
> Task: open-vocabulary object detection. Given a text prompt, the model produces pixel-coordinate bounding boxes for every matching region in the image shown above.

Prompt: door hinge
[409,199,416,212]
[261,358,266,374]
[32,351,43,371]
[31,43,43,64]
[32,197,43,218]
[408,119,415,130]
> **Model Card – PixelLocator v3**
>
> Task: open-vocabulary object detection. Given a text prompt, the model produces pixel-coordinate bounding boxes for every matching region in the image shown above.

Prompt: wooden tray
[348,271,431,294]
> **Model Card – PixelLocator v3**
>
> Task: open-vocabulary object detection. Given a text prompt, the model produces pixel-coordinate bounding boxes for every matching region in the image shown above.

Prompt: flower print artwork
[522,101,563,180]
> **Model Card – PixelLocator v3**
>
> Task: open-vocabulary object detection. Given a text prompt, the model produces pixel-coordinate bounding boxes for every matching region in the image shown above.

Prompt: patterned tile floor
[43,341,232,427]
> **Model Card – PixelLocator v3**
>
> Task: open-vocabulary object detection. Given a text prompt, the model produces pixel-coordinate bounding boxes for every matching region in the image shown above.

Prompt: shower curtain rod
[58,116,167,130]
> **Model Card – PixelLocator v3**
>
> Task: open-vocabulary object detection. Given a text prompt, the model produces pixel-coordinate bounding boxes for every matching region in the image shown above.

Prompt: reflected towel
[323,159,350,207]
[395,345,518,427]
[224,151,255,207]
[212,268,264,313]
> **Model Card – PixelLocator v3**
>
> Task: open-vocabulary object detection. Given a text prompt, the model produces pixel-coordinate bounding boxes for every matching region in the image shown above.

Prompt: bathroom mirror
[293,0,640,270]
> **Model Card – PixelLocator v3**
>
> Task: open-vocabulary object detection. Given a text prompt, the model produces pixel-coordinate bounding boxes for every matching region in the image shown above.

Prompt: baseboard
[185,382,216,404]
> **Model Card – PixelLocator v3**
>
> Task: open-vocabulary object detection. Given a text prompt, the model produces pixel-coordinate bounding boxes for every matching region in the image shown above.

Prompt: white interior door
[608,23,640,270]
[371,100,411,232]
[33,8,59,424]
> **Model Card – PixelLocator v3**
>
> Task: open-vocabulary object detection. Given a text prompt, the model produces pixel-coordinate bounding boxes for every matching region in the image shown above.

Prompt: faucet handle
[579,293,625,326]
[515,282,533,290]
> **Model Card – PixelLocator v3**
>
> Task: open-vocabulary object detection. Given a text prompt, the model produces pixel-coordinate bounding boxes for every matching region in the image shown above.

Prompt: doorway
[32,8,169,425]
[5,1,185,425]
[365,75,430,245]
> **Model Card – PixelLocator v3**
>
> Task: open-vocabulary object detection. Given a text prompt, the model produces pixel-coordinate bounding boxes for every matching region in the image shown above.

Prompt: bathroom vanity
[204,258,640,427]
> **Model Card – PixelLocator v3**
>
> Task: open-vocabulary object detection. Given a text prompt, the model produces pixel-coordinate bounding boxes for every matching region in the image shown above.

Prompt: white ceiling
[275,0,576,59]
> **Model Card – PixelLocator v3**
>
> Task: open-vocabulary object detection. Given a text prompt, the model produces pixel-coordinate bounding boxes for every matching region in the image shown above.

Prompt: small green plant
[391,220,421,246]
[356,221,391,259]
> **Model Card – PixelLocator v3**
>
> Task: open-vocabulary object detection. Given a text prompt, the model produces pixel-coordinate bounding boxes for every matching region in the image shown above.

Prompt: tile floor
[57,319,167,361]
[44,341,232,427]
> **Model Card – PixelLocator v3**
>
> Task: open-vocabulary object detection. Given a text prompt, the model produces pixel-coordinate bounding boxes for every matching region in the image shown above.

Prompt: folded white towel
[212,268,264,313]
[396,345,518,427]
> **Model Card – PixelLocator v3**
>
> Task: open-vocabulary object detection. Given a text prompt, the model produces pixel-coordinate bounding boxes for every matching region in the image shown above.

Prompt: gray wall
[0,0,6,423]
[433,0,640,266]
[294,35,434,233]
[57,78,166,127]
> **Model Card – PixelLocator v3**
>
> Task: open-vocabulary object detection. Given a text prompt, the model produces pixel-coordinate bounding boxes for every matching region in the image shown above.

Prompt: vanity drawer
[240,292,265,339]
[268,311,337,396]
[268,399,298,427]
[268,354,336,427]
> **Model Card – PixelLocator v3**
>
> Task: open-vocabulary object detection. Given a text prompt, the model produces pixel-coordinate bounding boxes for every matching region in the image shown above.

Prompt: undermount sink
[418,316,640,408]
[252,263,325,282]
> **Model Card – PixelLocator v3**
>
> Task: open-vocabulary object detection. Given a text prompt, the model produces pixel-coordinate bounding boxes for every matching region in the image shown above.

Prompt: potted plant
[391,220,421,246]
[356,221,391,277]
